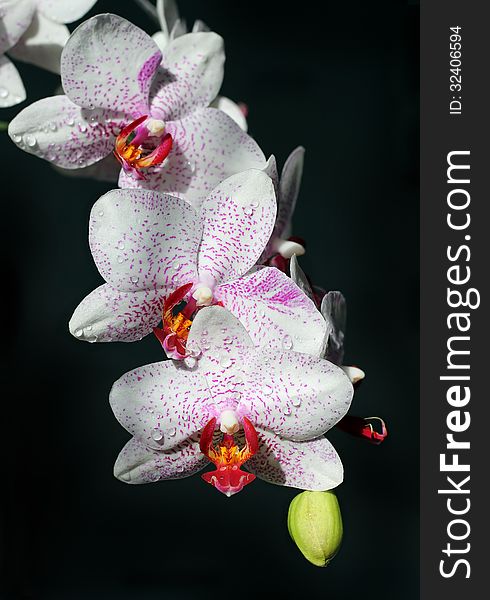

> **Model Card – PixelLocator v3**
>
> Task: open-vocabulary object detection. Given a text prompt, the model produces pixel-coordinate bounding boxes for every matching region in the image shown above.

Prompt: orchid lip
[200,416,259,496]
[114,115,173,178]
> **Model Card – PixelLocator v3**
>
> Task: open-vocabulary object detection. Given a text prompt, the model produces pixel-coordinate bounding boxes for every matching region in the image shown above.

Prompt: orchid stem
[134,0,159,25]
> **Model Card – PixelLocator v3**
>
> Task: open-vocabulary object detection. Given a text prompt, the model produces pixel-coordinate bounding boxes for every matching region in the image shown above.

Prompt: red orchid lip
[200,416,258,497]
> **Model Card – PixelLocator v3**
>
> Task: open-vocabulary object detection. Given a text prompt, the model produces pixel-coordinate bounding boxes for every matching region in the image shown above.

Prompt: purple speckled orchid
[69,169,327,358]
[111,305,353,496]
[0,0,97,107]
[8,13,264,204]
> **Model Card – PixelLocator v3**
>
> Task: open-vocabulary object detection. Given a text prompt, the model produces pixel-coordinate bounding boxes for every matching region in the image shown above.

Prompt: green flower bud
[287,490,343,567]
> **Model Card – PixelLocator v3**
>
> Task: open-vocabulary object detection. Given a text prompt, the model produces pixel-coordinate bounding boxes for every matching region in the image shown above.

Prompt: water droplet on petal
[24,134,37,147]
[250,201,259,208]
[282,335,293,350]
[66,117,75,126]
[182,414,190,422]
[243,206,254,216]
[0,87,8,98]
[130,276,139,284]
[12,133,22,143]
[98,210,104,217]
[48,121,57,132]
[117,256,124,264]
[79,124,87,133]
[186,160,195,173]
[168,427,176,437]
[220,355,232,368]
[184,356,197,368]
[283,405,292,416]
[263,384,273,396]
[291,397,302,407]
[118,241,125,250]
[173,261,181,270]
[74,329,83,337]
[151,428,163,442]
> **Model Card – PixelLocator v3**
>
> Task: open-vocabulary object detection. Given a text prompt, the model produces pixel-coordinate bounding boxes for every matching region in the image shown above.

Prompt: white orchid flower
[0,0,97,107]
[69,169,326,358]
[8,13,263,202]
[111,305,353,496]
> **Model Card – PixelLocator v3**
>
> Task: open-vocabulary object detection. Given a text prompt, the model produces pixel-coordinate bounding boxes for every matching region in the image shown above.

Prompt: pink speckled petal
[276,146,304,239]
[110,361,213,451]
[8,95,126,168]
[186,305,254,377]
[9,12,69,74]
[114,436,206,484]
[197,170,276,288]
[118,108,266,206]
[241,348,353,441]
[89,188,201,293]
[0,0,34,54]
[149,32,224,121]
[248,433,343,491]
[210,96,248,132]
[0,54,25,107]
[61,14,161,115]
[37,0,97,24]
[69,283,163,343]
[215,267,327,356]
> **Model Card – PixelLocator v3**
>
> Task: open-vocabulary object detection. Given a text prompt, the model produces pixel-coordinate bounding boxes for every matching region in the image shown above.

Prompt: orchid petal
[242,348,353,441]
[151,31,168,52]
[89,189,201,293]
[118,108,266,206]
[8,95,125,169]
[192,20,209,33]
[197,169,276,288]
[321,291,346,365]
[248,433,343,491]
[114,436,206,484]
[0,54,25,107]
[277,146,304,239]
[289,254,315,302]
[61,14,161,115]
[8,11,68,73]
[149,32,224,122]
[110,361,213,451]
[156,0,179,39]
[36,0,98,24]
[69,283,163,343]
[210,95,247,131]
[341,365,365,384]
[215,267,327,356]
[0,0,35,54]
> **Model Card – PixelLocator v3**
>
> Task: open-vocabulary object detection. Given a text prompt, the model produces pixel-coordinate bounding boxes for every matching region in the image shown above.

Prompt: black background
[1,1,419,598]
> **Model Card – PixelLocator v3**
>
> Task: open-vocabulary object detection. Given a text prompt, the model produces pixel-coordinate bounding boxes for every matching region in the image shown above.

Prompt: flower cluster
[2,0,387,562]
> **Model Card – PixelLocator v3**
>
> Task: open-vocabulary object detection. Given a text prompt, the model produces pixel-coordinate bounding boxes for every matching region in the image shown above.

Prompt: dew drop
[0,87,8,98]
[24,134,37,147]
[182,414,190,422]
[173,261,181,270]
[12,133,22,143]
[220,355,232,368]
[291,397,302,407]
[66,117,75,126]
[186,160,195,173]
[250,201,259,208]
[98,210,104,217]
[168,427,176,437]
[283,405,292,416]
[130,275,139,284]
[117,256,124,264]
[74,329,83,338]
[177,465,184,473]
[263,384,273,396]
[118,241,125,250]
[79,124,87,133]
[151,428,163,442]
[48,121,57,132]
[243,206,254,216]
[282,335,293,350]
[86,325,92,331]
